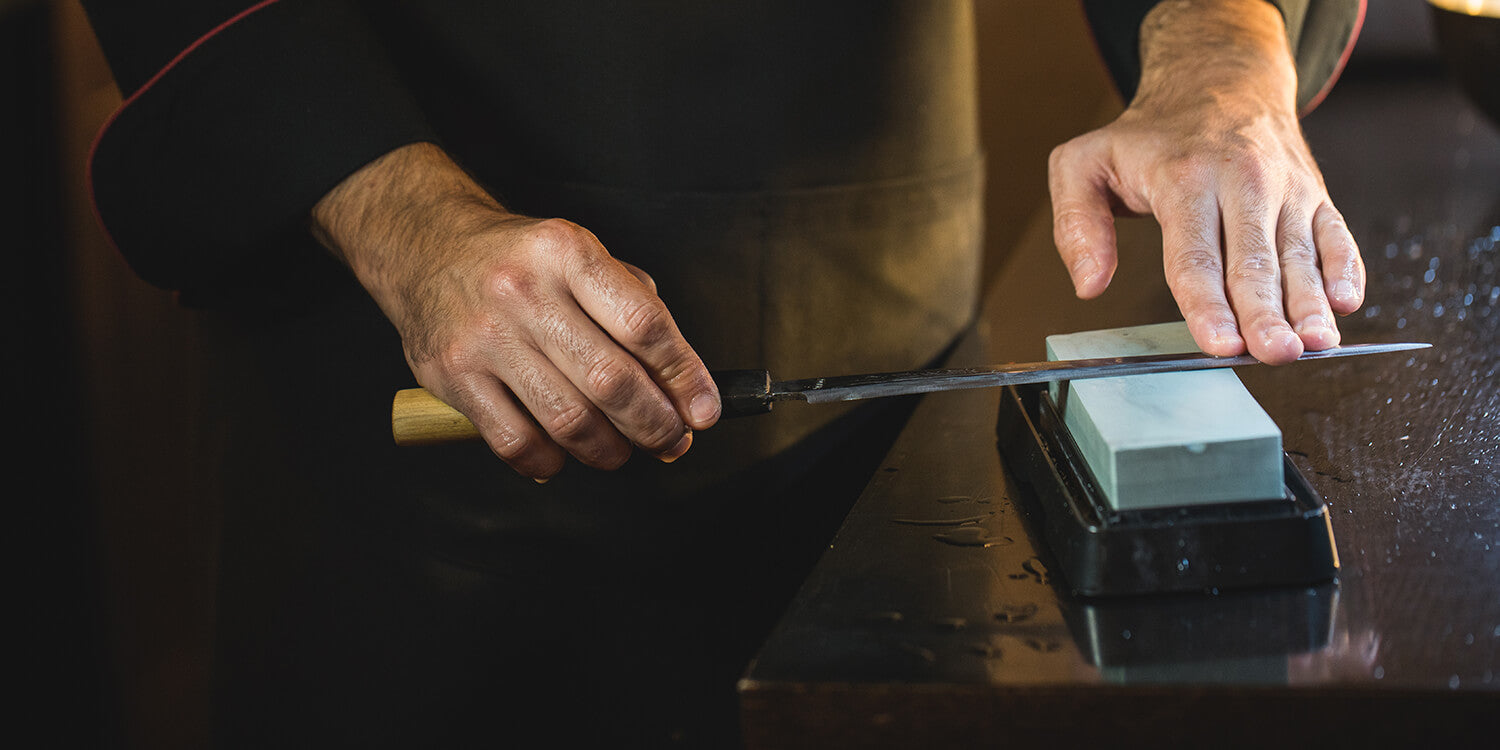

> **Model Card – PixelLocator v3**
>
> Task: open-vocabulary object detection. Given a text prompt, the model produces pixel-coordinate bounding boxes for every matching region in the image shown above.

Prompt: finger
[1220,177,1303,365]
[618,260,657,295]
[1048,140,1120,299]
[572,257,721,431]
[1278,200,1340,351]
[1312,202,1365,315]
[1157,192,1244,357]
[491,341,639,471]
[427,371,567,481]
[527,293,694,460]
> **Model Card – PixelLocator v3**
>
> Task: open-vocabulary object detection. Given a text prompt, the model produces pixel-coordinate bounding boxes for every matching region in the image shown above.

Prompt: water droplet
[994,603,1039,624]
[1374,666,1385,679]
[1449,674,1461,689]
[899,643,937,664]
[1122,629,1133,640]
[1021,638,1061,653]
[931,527,1012,548]
[892,514,992,526]
[970,642,1001,658]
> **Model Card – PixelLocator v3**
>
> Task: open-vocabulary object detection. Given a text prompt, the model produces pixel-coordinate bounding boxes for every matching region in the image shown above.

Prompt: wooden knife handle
[391,369,774,446]
[391,388,481,446]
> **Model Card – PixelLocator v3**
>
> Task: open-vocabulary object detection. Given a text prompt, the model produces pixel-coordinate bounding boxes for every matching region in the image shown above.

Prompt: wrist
[310,142,508,324]
[1130,0,1298,121]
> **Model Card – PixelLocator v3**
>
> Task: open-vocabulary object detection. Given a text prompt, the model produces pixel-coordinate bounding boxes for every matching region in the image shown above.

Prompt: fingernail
[1331,280,1358,304]
[533,476,551,485]
[689,393,720,426]
[659,431,692,463]
[1208,322,1243,351]
[1296,314,1330,335]
[1265,327,1303,357]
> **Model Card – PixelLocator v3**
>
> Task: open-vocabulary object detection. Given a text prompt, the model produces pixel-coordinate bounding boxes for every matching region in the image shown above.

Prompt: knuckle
[617,297,673,347]
[486,264,537,301]
[653,354,700,391]
[429,341,479,380]
[1230,157,1273,197]
[1316,203,1349,231]
[564,429,631,470]
[1228,252,1277,282]
[1048,139,1080,170]
[1052,205,1102,249]
[592,452,629,472]
[637,412,685,453]
[1279,236,1317,266]
[527,217,588,249]
[488,424,534,464]
[1254,286,1282,306]
[584,355,640,407]
[1246,306,1289,332]
[528,218,603,267]
[544,401,597,444]
[1161,155,1211,190]
[1166,247,1222,281]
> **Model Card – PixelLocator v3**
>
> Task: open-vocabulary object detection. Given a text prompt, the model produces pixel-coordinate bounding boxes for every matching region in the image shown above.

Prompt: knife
[390,342,1429,446]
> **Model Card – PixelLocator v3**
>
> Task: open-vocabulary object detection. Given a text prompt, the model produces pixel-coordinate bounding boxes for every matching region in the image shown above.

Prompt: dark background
[5,1,1451,747]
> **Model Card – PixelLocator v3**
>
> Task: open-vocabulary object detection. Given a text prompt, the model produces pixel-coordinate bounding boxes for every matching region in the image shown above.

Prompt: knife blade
[390,342,1429,445]
[717,341,1431,417]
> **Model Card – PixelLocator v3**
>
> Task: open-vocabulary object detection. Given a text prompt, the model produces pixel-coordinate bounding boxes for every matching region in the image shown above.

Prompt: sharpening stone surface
[1046,321,1283,511]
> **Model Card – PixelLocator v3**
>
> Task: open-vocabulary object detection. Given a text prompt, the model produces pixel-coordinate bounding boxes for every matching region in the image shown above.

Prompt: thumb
[1048,140,1121,299]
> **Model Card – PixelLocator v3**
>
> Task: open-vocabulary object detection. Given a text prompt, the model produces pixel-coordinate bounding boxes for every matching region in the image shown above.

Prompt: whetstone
[1046,321,1283,511]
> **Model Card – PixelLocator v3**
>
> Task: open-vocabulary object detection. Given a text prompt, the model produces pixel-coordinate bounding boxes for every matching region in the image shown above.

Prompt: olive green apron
[207,2,984,746]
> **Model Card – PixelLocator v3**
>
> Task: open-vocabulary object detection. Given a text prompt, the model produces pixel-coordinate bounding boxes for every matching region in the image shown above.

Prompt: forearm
[1135,0,1299,117]
[310,142,507,337]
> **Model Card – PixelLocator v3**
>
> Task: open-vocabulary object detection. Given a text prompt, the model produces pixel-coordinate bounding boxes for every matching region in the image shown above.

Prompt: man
[84,1,1364,746]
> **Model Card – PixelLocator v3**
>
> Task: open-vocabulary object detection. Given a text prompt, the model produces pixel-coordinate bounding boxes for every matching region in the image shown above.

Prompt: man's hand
[311,143,721,480]
[1048,0,1365,364]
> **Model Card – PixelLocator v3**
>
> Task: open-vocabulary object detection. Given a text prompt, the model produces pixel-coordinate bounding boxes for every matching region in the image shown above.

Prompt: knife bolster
[713,369,774,418]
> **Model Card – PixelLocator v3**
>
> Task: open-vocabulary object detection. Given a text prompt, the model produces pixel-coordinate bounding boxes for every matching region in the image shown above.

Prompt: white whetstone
[1046,321,1284,511]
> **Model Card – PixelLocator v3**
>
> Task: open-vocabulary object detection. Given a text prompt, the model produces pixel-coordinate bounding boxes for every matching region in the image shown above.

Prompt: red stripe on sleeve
[86,0,284,256]
[1300,0,1367,116]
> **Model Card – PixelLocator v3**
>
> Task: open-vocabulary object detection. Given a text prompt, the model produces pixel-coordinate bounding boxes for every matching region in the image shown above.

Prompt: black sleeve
[1080,0,1365,114]
[82,0,438,298]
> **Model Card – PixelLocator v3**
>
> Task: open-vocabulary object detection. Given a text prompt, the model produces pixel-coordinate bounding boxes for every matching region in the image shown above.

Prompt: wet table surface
[739,72,1499,748]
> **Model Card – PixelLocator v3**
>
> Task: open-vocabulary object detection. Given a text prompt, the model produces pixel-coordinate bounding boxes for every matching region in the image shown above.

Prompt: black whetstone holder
[996,383,1339,597]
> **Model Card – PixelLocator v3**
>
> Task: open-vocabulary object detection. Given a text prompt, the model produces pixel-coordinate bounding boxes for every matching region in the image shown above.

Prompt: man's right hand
[311,142,720,481]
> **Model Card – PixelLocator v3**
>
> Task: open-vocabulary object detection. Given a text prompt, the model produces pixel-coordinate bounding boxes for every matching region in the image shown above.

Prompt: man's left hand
[1048,0,1365,365]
